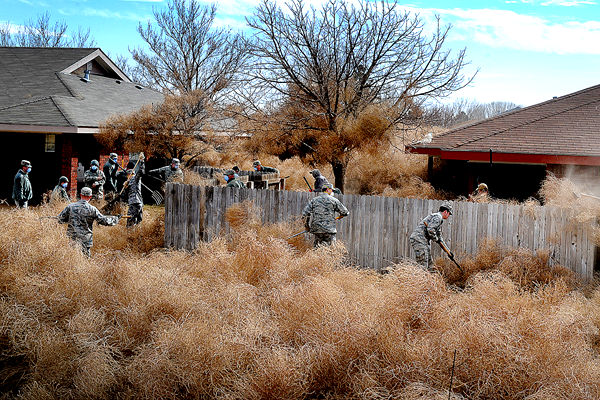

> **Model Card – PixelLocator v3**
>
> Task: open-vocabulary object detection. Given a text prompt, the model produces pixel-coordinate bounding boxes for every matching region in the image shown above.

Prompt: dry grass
[198,146,444,198]
[540,174,600,224]
[1,203,599,400]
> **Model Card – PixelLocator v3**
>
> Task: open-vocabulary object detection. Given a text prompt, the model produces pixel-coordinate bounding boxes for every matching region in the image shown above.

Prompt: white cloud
[417,8,600,55]
[57,7,153,21]
[511,0,596,5]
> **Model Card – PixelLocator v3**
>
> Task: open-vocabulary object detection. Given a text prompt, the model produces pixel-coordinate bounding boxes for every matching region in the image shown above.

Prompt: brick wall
[61,137,78,199]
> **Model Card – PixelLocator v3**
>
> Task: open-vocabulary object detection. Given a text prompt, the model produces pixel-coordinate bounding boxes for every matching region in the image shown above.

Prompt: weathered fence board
[164,184,598,280]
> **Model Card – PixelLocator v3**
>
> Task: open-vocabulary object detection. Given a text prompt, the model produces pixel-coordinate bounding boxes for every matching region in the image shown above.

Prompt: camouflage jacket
[302,193,349,234]
[127,161,145,205]
[410,212,445,245]
[103,160,119,192]
[258,166,279,174]
[12,170,32,202]
[313,175,330,193]
[50,184,69,204]
[83,169,106,197]
[226,178,245,188]
[150,166,183,183]
[57,200,118,246]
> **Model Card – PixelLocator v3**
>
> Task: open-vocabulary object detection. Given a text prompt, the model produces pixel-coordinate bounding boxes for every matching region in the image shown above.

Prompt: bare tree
[0,12,96,47]
[130,0,247,96]
[96,90,219,165]
[427,98,522,128]
[235,0,475,192]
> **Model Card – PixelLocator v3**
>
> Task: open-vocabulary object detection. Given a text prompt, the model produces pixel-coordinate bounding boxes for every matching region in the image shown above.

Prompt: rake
[142,182,164,205]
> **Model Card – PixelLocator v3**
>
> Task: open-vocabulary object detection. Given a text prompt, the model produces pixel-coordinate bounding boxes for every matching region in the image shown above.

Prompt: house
[408,85,600,201]
[0,47,165,204]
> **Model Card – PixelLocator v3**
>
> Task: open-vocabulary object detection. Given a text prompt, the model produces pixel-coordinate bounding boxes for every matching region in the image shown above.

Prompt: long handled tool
[141,181,164,205]
[303,176,313,192]
[439,241,464,273]
[118,163,164,205]
[580,193,600,201]
[102,158,141,214]
[39,215,131,221]
[286,215,345,240]
[286,230,308,240]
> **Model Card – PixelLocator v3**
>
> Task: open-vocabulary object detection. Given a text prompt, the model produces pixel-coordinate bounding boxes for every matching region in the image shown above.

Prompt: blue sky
[2,0,599,107]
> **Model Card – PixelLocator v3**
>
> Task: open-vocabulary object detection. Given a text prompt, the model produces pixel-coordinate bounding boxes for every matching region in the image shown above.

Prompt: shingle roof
[0,47,164,129]
[410,84,600,164]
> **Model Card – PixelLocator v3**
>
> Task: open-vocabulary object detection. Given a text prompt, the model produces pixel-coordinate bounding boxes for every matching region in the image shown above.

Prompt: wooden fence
[164,184,597,280]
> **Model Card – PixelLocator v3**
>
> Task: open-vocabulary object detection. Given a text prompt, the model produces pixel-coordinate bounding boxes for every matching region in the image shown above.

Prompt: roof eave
[0,123,98,134]
[406,147,600,166]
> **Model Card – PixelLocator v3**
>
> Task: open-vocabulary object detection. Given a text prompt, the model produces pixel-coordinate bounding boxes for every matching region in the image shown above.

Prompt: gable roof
[409,84,600,166]
[0,47,164,132]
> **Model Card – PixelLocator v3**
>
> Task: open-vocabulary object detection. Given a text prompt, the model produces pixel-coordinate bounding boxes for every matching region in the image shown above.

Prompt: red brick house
[0,47,164,204]
[408,84,600,201]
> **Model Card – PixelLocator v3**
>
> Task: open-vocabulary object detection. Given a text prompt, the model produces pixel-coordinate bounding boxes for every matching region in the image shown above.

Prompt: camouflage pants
[80,244,91,258]
[313,232,336,247]
[127,203,143,227]
[71,239,91,258]
[410,237,432,270]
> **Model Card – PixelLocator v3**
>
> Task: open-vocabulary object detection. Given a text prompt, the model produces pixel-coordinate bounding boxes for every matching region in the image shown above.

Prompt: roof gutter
[0,123,99,134]
[406,147,600,166]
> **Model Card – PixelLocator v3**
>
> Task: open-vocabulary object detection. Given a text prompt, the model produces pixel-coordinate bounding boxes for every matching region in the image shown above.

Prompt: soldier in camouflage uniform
[302,183,349,247]
[253,160,279,174]
[83,159,106,200]
[103,153,119,194]
[469,183,490,203]
[310,169,330,193]
[126,154,145,227]
[50,176,70,205]
[149,158,184,184]
[409,201,453,270]
[224,169,245,188]
[57,187,120,257]
[13,160,32,209]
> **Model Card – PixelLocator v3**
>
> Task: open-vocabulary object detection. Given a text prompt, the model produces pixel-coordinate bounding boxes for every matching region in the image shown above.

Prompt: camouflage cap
[81,187,93,197]
[477,183,488,191]
[225,169,235,175]
[252,160,261,167]
[109,153,118,159]
[90,159,99,166]
[171,158,180,165]
[439,201,453,215]
[323,183,334,191]
[21,160,31,167]
[59,176,69,183]
[310,169,320,177]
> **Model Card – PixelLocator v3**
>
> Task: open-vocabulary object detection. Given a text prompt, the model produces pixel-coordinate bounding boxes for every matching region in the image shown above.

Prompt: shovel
[439,241,464,273]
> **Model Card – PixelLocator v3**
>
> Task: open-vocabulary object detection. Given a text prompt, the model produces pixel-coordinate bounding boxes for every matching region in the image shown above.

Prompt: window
[45,134,56,152]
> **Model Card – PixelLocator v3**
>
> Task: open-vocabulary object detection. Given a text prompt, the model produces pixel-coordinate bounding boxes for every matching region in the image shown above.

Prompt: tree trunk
[331,159,346,193]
